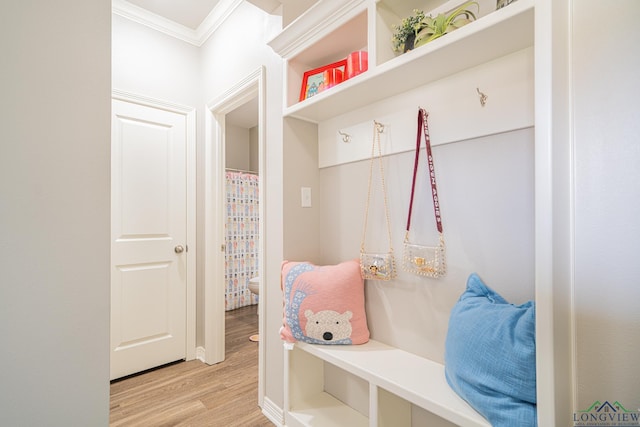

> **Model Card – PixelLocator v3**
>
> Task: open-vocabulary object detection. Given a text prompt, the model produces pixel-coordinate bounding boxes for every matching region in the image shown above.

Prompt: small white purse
[402,108,446,278]
[360,121,397,281]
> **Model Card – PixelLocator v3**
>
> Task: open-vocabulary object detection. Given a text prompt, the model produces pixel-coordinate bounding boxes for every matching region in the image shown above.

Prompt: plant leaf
[449,17,473,30]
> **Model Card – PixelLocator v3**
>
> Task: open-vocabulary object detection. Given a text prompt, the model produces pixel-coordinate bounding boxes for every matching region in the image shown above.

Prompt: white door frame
[204,66,266,405]
[111,88,198,363]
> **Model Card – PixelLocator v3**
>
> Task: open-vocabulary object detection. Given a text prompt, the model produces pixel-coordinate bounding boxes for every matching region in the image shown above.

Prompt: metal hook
[338,130,352,143]
[476,87,488,107]
[374,120,385,133]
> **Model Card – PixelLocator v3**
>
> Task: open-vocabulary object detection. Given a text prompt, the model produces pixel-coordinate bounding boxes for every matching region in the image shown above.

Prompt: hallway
[110,305,272,426]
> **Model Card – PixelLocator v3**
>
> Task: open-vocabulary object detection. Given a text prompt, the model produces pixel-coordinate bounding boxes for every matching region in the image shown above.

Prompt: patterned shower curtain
[225,171,259,311]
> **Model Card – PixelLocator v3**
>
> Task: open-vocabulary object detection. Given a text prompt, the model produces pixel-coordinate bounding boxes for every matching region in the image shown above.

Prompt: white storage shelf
[270,0,534,123]
[276,1,537,425]
[285,340,491,427]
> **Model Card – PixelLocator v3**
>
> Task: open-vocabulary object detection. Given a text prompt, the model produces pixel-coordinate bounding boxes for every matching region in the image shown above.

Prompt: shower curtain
[225,171,259,311]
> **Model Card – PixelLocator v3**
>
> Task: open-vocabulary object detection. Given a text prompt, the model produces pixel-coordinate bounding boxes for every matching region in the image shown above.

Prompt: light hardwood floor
[110,305,273,426]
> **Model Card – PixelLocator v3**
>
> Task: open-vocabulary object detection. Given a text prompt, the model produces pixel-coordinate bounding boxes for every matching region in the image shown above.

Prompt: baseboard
[261,396,284,427]
[195,346,206,363]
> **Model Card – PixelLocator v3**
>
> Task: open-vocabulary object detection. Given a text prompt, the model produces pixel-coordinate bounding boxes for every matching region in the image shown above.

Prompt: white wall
[319,128,534,362]
[226,124,251,171]
[572,0,640,410]
[283,118,321,262]
[0,1,111,425]
[199,1,285,411]
[112,14,201,108]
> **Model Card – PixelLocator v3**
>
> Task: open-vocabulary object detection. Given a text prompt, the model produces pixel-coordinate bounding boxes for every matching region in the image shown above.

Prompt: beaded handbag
[402,108,446,278]
[360,121,397,281]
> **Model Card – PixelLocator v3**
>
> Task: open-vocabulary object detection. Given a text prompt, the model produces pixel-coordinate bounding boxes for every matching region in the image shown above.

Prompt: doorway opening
[204,66,266,406]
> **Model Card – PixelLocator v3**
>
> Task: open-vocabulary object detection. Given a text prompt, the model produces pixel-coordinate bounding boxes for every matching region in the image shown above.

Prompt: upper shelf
[278,0,534,123]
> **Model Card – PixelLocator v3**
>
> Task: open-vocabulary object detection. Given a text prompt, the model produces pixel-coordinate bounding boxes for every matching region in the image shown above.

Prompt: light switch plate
[301,187,312,208]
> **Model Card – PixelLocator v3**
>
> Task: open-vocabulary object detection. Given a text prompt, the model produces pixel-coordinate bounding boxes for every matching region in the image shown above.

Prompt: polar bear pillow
[280,259,369,345]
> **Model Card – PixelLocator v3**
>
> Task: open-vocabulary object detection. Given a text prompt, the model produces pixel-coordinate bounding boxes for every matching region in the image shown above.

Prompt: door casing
[111,89,197,378]
[204,66,266,406]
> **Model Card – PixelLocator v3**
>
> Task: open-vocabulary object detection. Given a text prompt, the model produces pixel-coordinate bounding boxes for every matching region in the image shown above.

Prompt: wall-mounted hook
[374,120,385,133]
[338,130,352,143]
[476,87,488,107]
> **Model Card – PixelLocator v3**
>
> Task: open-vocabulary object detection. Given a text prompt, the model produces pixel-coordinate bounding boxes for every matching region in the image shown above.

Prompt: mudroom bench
[283,339,490,427]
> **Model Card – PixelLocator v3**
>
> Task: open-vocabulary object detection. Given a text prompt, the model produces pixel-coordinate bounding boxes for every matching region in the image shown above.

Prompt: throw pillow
[280,259,369,345]
[445,273,537,426]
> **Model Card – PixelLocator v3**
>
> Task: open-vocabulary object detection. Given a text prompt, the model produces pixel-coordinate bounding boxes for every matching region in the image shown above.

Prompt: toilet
[248,277,260,342]
[248,276,260,297]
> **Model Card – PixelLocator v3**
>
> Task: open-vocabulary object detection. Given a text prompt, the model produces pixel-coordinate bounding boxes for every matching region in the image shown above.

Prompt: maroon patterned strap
[406,108,443,233]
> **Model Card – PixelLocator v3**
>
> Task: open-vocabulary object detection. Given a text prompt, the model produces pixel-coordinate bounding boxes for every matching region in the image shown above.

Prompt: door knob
[174,245,185,254]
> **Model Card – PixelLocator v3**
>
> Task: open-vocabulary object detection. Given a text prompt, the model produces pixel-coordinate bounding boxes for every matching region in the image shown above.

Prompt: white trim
[112,0,244,47]
[195,346,206,363]
[534,0,574,424]
[196,0,245,46]
[204,67,267,407]
[261,396,285,427]
[185,102,197,363]
[111,89,198,362]
[267,0,367,59]
[567,0,578,415]
[112,0,199,45]
[112,89,195,114]
[533,0,555,422]
[203,107,226,365]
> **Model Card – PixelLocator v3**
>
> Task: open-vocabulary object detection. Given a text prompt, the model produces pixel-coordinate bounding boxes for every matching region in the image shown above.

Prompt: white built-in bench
[283,339,490,427]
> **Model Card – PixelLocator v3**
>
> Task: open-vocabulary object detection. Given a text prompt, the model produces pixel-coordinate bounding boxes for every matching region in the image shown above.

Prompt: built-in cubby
[271,0,541,425]
[284,340,491,427]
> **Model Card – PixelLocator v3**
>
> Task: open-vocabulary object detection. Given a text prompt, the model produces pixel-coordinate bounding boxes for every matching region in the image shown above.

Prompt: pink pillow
[280,259,369,345]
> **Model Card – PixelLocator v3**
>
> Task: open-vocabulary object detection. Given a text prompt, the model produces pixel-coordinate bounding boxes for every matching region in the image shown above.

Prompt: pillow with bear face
[280,259,369,345]
[445,273,537,426]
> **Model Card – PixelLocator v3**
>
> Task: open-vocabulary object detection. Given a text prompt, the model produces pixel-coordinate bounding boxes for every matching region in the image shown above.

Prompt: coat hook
[338,130,352,143]
[476,87,488,107]
[374,120,385,133]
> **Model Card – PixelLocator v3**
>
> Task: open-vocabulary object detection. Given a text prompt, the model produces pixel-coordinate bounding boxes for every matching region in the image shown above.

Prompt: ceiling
[125,0,223,30]
[226,98,259,129]
[124,0,284,30]
[119,0,282,128]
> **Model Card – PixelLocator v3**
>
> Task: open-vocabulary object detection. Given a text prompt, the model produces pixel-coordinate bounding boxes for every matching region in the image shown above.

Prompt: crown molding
[112,0,244,47]
[196,0,244,45]
[267,0,367,59]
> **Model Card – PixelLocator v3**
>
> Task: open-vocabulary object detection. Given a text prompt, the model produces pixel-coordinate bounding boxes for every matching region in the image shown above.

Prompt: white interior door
[111,98,187,380]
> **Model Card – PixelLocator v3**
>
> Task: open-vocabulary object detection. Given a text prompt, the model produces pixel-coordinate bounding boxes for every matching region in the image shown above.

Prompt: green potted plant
[391,9,427,53]
[392,1,479,53]
[415,1,479,47]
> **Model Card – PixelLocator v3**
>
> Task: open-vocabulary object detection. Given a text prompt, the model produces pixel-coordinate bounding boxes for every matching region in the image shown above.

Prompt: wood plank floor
[110,305,273,427]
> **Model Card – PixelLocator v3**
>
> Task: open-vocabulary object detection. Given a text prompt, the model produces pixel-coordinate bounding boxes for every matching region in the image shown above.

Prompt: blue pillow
[445,273,537,426]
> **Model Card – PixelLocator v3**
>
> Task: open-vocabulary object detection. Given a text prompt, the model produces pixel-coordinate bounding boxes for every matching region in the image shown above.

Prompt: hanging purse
[402,108,447,278]
[360,121,397,281]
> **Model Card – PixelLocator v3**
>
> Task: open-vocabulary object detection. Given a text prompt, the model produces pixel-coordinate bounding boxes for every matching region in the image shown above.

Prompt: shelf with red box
[299,51,368,102]
[268,0,533,123]
[269,1,369,111]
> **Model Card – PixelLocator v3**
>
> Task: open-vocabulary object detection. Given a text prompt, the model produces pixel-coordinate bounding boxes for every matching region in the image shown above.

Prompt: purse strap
[406,108,443,237]
[361,121,393,254]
